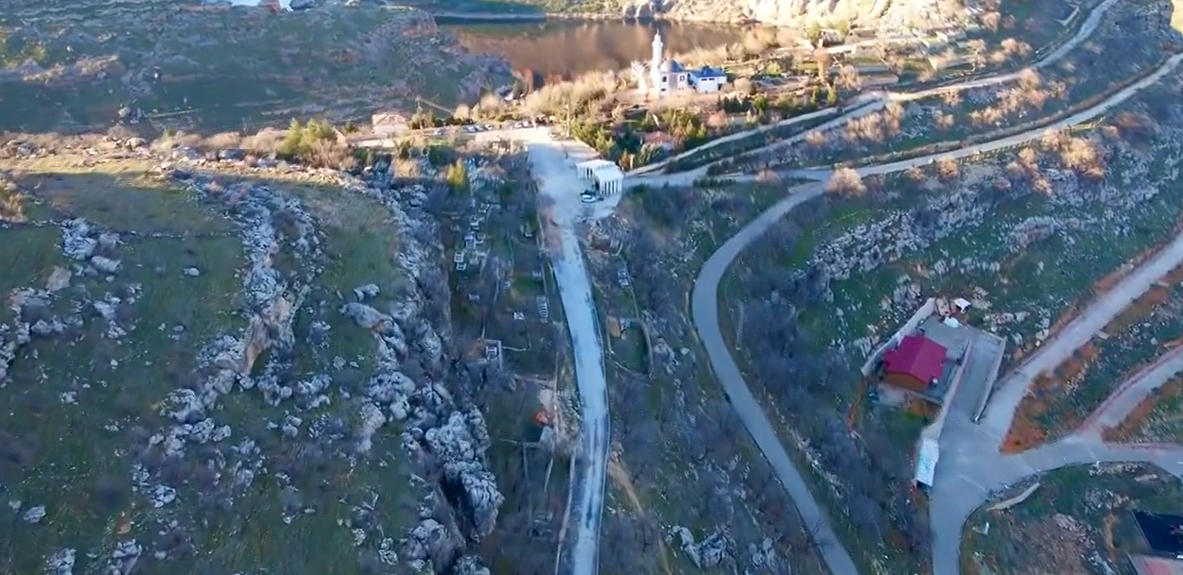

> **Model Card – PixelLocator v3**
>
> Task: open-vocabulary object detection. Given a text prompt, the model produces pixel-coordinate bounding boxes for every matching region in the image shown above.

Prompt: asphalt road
[689,182,864,574]
[522,131,611,575]
[688,40,1183,575]
[628,0,1121,186]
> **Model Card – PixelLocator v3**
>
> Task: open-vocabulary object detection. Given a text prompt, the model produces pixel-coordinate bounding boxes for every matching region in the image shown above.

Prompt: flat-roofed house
[689,66,728,94]
[372,112,409,137]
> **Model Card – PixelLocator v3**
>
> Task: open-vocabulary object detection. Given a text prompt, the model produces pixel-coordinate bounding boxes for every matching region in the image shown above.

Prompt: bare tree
[981,11,1001,31]
[935,157,960,182]
[696,399,742,462]
[826,167,866,196]
[620,418,662,484]
[707,110,729,130]
[836,64,862,92]
[600,513,661,574]
[624,228,680,318]
[813,47,832,83]
[967,38,988,70]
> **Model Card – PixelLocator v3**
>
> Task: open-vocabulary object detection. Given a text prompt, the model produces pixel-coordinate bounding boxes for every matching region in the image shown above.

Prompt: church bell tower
[650,31,664,97]
[651,30,664,69]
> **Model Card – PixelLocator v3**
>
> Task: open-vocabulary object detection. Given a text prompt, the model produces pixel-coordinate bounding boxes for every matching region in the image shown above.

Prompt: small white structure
[915,436,940,487]
[688,66,728,94]
[576,159,625,196]
[371,112,409,137]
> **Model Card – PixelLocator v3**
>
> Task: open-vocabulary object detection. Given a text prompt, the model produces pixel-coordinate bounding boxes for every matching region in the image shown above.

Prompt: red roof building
[881,334,948,392]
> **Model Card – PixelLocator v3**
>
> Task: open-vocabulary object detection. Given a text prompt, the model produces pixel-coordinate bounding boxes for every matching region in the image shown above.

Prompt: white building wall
[694,78,721,94]
[593,167,623,195]
[374,124,401,138]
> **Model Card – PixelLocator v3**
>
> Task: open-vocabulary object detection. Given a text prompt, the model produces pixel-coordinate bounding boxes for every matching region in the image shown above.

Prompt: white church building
[633,31,728,98]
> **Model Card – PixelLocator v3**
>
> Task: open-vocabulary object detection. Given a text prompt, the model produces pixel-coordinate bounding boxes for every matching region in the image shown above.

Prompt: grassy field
[961,463,1183,575]
[0,152,430,574]
[0,0,509,133]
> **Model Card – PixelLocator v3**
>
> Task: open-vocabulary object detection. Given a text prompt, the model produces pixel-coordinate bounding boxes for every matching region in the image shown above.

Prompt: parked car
[580,190,599,203]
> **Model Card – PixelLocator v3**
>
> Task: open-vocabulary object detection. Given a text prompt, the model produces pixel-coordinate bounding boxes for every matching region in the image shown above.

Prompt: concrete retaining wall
[972,332,1008,423]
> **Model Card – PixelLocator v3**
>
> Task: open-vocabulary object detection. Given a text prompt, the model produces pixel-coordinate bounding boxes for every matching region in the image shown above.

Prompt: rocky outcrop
[340,160,504,574]
[166,152,503,574]
[0,322,29,385]
[667,526,728,569]
[2,225,96,384]
[1,138,502,575]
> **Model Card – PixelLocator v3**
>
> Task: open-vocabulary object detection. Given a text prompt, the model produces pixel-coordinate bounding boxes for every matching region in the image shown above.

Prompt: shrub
[444,160,468,191]
[272,118,356,170]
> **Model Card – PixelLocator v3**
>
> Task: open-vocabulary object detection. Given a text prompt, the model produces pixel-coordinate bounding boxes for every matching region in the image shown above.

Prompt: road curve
[689,182,864,574]
[690,47,1183,575]
[631,0,1121,184]
[792,52,1183,183]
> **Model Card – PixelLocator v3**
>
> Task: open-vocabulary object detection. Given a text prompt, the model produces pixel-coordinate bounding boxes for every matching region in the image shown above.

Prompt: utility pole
[564,101,572,139]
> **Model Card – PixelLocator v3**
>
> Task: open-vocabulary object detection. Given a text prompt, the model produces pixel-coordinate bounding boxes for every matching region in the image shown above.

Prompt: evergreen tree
[806,21,823,46]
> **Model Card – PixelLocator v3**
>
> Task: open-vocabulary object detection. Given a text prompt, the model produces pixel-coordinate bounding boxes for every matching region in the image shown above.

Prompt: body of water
[438,18,767,81]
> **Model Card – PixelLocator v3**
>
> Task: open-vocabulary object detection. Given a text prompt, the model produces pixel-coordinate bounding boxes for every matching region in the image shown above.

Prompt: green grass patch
[13,168,236,234]
[961,463,1183,575]
[287,184,406,376]
[0,232,244,575]
[0,157,432,574]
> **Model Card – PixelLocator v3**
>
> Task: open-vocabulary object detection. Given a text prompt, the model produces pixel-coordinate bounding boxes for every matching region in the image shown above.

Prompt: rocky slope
[169,148,507,575]
[0,0,511,133]
[0,138,504,575]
